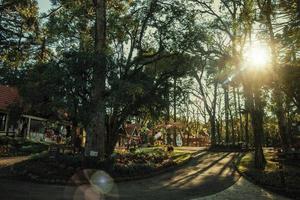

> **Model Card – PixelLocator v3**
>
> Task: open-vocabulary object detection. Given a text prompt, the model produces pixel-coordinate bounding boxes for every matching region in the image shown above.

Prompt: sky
[37,0,52,13]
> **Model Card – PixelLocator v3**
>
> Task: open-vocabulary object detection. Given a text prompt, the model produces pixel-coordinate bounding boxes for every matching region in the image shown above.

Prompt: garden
[1,142,195,185]
[0,136,49,157]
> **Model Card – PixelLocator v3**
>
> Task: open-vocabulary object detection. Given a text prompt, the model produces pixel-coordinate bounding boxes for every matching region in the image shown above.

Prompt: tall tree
[84,0,107,159]
[257,0,291,151]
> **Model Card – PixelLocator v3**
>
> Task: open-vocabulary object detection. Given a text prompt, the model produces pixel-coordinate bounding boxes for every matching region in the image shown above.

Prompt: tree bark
[166,80,170,123]
[242,67,266,169]
[250,83,266,169]
[224,85,230,144]
[233,87,240,142]
[173,76,177,146]
[210,117,216,146]
[229,96,235,145]
[210,81,218,146]
[85,0,107,160]
[216,120,221,144]
[251,107,266,169]
[237,87,244,143]
[244,110,249,148]
[105,117,121,157]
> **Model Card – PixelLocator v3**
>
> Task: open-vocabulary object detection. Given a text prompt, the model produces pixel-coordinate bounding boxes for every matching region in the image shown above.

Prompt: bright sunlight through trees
[243,43,272,69]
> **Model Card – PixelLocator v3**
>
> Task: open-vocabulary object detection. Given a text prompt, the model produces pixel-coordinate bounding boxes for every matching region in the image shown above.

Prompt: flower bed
[7,147,192,184]
[0,136,48,157]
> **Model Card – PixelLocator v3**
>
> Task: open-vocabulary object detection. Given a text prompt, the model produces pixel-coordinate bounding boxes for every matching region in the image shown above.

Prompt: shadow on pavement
[105,152,241,200]
[0,151,242,200]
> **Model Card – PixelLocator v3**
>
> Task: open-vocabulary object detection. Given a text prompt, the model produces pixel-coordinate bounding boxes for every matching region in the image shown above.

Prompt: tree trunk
[165,80,170,123]
[229,101,235,145]
[216,120,221,144]
[251,108,266,169]
[272,74,289,150]
[71,120,78,153]
[233,87,240,142]
[251,85,266,169]
[263,0,290,152]
[210,81,218,146]
[85,0,107,160]
[210,117,216,146]
[105,118,120,157]
[237,87,244,143]
[243,84,251,149]
[187,130,190,146]
[219,117,223,144]
[173,76,177,146]
[217,95,223,144]
[244,110,249,148]
[224,85,230,144]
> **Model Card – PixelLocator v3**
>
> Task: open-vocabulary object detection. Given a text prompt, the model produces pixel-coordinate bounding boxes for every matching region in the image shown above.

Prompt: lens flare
[65,169,117,200]
[90,171,114,194]
[243,43,271,69]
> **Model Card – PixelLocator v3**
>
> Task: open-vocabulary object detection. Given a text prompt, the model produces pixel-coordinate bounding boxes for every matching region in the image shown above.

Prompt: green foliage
[0,0,39,65]
[4,0,299,160]
[0,136,48,156]
[18,52,94,124]
[0,0,41,85]
[280,64,300,111]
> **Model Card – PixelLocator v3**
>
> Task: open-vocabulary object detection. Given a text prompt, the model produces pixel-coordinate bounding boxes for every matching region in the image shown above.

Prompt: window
[30,119,45,134]
[0,113,7,131]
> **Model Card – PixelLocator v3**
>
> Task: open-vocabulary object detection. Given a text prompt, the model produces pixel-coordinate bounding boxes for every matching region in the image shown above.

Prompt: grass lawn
[115,146,193,165]
[236,149,300,199]
[129,147,193,163]
[170,148,193,164]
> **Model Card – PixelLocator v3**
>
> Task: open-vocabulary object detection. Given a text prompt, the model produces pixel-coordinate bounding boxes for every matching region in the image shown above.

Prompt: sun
[243,43,271,69]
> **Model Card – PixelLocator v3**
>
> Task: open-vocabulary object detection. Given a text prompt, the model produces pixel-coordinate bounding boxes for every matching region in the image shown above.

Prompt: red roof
[0,85,19,110]
[124,124,141,135]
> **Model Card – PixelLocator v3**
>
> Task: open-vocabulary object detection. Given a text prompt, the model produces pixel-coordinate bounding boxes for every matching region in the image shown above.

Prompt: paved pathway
[193,177,290,200]
[0,156,30,168]
[105,151,240,200]
[0,156,30,177]
[0,151,291,200]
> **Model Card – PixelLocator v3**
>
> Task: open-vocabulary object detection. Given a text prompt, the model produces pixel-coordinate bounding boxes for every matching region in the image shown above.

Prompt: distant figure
[20,122,27,138]
[167,145,174,153]
[66,126,71,138]
[74,133,82,154]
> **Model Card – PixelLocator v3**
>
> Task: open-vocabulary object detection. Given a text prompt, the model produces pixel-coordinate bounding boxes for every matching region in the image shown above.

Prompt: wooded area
[0,0,299,170]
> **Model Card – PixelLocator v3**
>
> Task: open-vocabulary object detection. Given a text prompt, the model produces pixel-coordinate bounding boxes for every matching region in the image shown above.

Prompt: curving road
[0,151,242,200]
[105,151,240,200]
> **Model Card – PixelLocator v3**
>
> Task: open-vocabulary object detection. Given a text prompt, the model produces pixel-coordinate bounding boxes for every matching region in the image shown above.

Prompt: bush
[166,145,174,153]
[57,154,83,167]
[210,143,249,152]
[0,137,48,156]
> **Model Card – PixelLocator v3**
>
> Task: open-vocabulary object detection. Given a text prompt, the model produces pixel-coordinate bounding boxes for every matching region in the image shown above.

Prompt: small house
[0,85,67,142]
